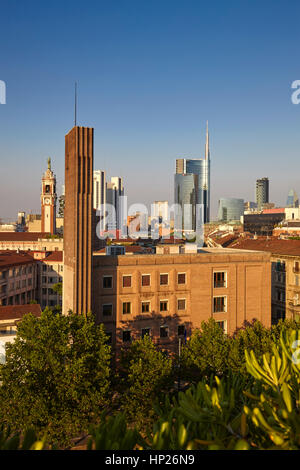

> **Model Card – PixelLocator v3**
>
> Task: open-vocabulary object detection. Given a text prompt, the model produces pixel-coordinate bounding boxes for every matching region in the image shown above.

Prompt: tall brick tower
[63,126,94,315]
[41,158,57,234]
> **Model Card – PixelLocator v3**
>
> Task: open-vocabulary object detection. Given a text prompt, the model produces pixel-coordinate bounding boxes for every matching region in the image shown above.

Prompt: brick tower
[63,126,94,315]
[41,158,57,234]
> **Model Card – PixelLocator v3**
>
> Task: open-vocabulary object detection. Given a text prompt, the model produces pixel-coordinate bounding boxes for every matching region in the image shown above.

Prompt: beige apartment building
[0,233,63,252]
[93,248,271,352]
[0,252,37,306]
[228,238,300,323]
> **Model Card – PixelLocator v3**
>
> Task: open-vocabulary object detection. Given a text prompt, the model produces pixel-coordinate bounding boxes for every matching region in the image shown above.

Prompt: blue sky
[0,0,300,220]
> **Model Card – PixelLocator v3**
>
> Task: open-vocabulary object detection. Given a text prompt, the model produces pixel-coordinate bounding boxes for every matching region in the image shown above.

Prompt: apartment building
[228,238,300,323]
[93,248,271,353]
[0,251,37,306]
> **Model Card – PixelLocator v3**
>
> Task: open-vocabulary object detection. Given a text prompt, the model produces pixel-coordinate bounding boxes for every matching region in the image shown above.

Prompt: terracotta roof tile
[228,237,300,256]
[0,304,42,321]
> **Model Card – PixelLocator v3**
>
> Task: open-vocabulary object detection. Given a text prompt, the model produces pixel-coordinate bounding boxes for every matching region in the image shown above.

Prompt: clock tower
[41,157,57,234]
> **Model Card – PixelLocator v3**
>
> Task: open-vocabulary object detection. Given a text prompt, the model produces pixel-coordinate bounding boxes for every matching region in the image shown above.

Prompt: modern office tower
[286,189,299,208]
[218,198,244,222]
[174,173,197,233]
[175,123,211,233]
[63,126,94,316]
[106,176,124,231]
[93,170,106,232]
[41,158,57,234]
[93,170,106,209]
[256,177,269,211]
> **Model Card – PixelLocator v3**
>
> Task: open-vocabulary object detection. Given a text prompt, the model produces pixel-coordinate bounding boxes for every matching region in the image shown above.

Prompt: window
[160,300,168,312]
[296,275,299,287]
[213,296,227,313]
[141,301,150,313]
[122,302,131,314]
[295,261,300,273]
[217,320,227,334]
[141,328,151,339]
[123,275,132,288]
[178,325,185,336]
[214,272,227,288]
[103,276,113,289]
[123,330,131,342]
[160,274,169,285]
[177,299,186,310]
[141,274,150,286]
[177,273,186,284]
[102,304,113,316]
[160,326,169,338]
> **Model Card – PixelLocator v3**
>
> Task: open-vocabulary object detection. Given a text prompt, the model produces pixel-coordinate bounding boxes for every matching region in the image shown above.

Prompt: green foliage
[243,329,300,449]
[0,309,111,447]
[0,427,45,450]
[87,412,143,450]
[180,318,230,380]
[52,282,62,296]
[119,335,173,429]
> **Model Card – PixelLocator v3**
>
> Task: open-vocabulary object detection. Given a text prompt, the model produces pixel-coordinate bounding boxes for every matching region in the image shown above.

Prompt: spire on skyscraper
[205,121,210,160]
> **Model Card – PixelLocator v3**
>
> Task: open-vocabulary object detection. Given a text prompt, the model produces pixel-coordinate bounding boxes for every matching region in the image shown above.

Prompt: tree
[52,282,62,296]
[119,335,173,429]
[180,318,230,381]
[0,309,111,447]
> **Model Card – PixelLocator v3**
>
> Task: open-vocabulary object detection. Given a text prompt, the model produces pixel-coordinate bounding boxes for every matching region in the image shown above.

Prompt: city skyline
[1,0,300,220]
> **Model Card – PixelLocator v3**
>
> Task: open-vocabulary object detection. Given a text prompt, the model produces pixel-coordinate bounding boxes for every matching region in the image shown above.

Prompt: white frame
[213,295,227,313]
[213,271,227,288]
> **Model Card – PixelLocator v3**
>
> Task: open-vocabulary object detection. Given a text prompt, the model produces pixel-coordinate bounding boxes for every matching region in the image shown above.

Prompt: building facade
[92,249,271,353]
[218,198,244,222]
[256,177,269,211]
[0,252,37,306]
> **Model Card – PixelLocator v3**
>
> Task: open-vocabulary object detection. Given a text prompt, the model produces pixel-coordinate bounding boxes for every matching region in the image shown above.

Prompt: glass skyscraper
[174,123,211,237]
[218,198,244,222]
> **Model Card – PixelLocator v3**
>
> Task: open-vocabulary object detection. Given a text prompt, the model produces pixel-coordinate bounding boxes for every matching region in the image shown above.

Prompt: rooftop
[0,304,42,321]
[0,251,36,269]
[228,237,300,256]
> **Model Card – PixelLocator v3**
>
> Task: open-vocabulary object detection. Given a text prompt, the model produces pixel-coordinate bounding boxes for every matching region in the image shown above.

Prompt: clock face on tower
[44,197,50,204]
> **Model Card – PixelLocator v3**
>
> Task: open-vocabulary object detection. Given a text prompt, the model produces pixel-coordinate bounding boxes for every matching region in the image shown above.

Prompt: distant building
[106,177,124,231]
[175,123,211,230]
[244,201,257,212]
[218,198,244,222]
[41,158,57,234]
[256,177,269,211]
[0,252,37,306]
[286,189,299,208]
[244,212,285,236]
[229,237,300,323]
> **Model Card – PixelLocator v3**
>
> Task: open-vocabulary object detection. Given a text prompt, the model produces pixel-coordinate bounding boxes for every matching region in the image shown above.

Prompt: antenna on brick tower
[74,82,77,127]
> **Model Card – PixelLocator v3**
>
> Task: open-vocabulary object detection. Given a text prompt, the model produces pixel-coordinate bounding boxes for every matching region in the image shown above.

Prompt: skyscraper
[256,177,269,211]
[106,176,124,231]
[93,170,106,232]
[174,123,211,234]
[93,170,106,210]
[286,189,299,208]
